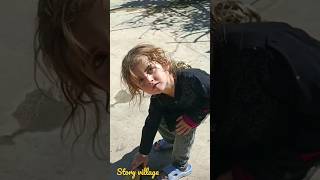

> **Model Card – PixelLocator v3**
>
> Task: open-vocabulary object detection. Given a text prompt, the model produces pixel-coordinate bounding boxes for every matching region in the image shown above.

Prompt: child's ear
[163,62,170,71]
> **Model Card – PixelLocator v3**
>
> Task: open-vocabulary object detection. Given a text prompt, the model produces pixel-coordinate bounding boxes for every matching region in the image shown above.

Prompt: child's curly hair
[121,44,191,104]
[34,0,107,159]
[212,0,261,24]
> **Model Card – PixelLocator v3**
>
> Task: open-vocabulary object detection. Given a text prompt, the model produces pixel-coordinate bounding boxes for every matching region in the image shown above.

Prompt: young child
[121,44,210,179]
[34,0,109,157]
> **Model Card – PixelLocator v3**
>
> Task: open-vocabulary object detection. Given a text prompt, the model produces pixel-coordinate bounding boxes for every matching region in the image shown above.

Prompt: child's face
[73,0,109,92]
[132,57,171,95]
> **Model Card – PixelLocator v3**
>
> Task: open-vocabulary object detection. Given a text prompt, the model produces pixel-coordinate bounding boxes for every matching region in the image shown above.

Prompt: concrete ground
[245,0,320,38]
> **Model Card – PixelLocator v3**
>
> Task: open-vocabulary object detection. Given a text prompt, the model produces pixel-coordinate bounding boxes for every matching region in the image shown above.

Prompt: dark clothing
[139,68,210,155]
[212,22,320,180]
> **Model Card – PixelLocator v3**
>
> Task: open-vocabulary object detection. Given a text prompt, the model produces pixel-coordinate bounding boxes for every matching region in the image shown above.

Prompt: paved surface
[243,0,320,38]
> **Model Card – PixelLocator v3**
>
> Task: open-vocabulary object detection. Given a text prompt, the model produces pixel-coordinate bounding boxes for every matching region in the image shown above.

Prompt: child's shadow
[110,146,172,180]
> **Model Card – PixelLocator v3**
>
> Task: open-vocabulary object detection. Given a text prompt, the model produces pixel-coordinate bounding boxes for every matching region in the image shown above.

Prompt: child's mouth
[153,82,160,89]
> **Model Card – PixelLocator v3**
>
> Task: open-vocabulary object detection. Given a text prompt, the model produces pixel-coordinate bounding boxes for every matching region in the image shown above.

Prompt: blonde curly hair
[121,44,191,104]
[212,0,261,24]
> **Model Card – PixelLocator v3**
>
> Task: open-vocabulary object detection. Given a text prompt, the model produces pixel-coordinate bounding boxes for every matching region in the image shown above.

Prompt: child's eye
[146,66,155,74]
[93,54,107,69]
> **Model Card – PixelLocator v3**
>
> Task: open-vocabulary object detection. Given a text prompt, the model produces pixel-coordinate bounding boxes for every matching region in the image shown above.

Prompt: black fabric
[212,22,320,179]
[139,68,210,155]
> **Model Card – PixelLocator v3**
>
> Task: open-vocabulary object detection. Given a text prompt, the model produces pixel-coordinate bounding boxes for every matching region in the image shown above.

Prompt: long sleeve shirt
[212,22,320,179]
[139,68,210,155]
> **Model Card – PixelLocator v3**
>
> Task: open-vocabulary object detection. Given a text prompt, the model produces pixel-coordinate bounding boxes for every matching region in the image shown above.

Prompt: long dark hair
[34,0,107,159]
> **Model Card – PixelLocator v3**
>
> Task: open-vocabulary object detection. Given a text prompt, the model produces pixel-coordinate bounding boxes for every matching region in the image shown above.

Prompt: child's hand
[176,116,193,136]
[130,153,148,170]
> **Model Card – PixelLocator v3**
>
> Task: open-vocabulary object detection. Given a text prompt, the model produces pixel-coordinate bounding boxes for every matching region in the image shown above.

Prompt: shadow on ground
[0,89,68,145]
[110,146,175,179]
[111,0,210,43]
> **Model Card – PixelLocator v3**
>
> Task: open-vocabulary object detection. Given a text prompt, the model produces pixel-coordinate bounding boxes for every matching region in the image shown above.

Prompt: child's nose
[146,74,154,82]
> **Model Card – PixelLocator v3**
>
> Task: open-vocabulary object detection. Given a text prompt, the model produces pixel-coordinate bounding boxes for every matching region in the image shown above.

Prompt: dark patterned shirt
[139,68,210,155]
[212,22,320,180]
